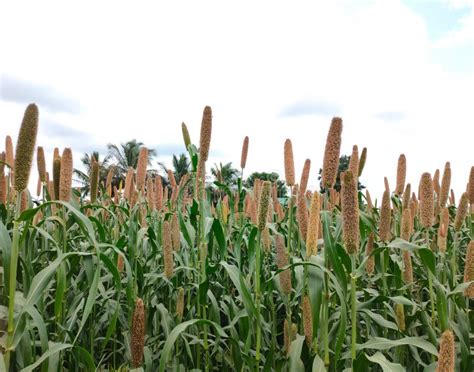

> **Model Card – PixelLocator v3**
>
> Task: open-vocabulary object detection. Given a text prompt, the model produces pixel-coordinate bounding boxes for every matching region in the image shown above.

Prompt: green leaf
[357,337,438,356]
[321,211,347,291]
[159,319,227,372]
[365,352,405,372]
[289,334,305,372]
[312,355,327,372]
[360,309,398,331]
[21,343,73,372]
[388,238,422,252]
[220,261,258,320]
[13,252,92,344]
[73,262,100,344]
[417,248,436,275]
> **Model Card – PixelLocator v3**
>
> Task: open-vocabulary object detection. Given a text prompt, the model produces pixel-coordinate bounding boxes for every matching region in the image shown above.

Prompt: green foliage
[319,154,366,193]
[245,171,288,198]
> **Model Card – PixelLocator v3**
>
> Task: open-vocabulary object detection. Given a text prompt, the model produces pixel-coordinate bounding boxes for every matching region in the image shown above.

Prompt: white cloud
[0,0,472,200]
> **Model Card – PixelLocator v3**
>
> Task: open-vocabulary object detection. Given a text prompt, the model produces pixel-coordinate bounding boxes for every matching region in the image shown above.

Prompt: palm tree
[158,153,191,185]
[211,162,239,187]
[73,151,111,196]
[107,140,157,175]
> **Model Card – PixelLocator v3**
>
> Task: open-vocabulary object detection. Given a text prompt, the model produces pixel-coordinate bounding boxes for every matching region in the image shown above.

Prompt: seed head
[419,172,434,228]
[358,147,367,177]
[14,104,39,192]
[240,136,249,169]
[463,241,474,298]
[105,166,115,197]
[436,330,455,372]
[162,220,174,279]
[136,147,148,192]
[276,234,291,295]
[468,166,474,205]
[284,139,295,186]
[59,148,73,201]
[154,176,163,210]
[199,106,212,162]
[0,175,6,204]
[299,159,311,195]
[146,177,154,209]
[117,254,124,272]
[449,189,455,206]
[297,192,308,242]
[395,154,406,195]
[90,160,99,203]
[53,157,61,200]
[306,192,320,257]
[5,136,15,172]
[261,227,271,253]
[321,117,342,189]
[349,145,359,183]
[438,208,449,253]
[181,122,191,149]
[283,319,291,355]
[130,298,146,368]
[171,212,180,251]
[439,162,451,208]
[384,177,390,193]
[124,167,134,201]
[454,192,468,231]
[257,181,271,231]
[433,169,441,196]
[0,152,5,175]
[410,193,418,220]
[36,146,46,182]
[401,208,412,241]
[366,190,373,212]
[395,303,405,332]
[302,295,313,346]
[366,233,375,275]
[341,171,359,254]
[176,287,185,320]
[402,183,411,209]
[402,250,413,285]
[168,169,177,188]
[379,190,392,242]
[20,190,28,212]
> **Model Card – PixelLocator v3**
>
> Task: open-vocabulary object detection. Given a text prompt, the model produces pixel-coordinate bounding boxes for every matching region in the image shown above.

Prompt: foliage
[319,155,365,193]
[245,171,288,198]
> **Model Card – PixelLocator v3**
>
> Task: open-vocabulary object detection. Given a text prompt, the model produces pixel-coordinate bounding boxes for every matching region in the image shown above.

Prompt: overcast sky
[1,0,473,200]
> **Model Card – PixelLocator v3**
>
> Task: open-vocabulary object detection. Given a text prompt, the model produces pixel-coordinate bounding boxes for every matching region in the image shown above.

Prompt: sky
[0,0,473,200]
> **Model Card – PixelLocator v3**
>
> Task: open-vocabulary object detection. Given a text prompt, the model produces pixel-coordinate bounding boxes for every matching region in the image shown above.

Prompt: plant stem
[350,257,357,366]
[5,191,22,370]
[255,230,262,369]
